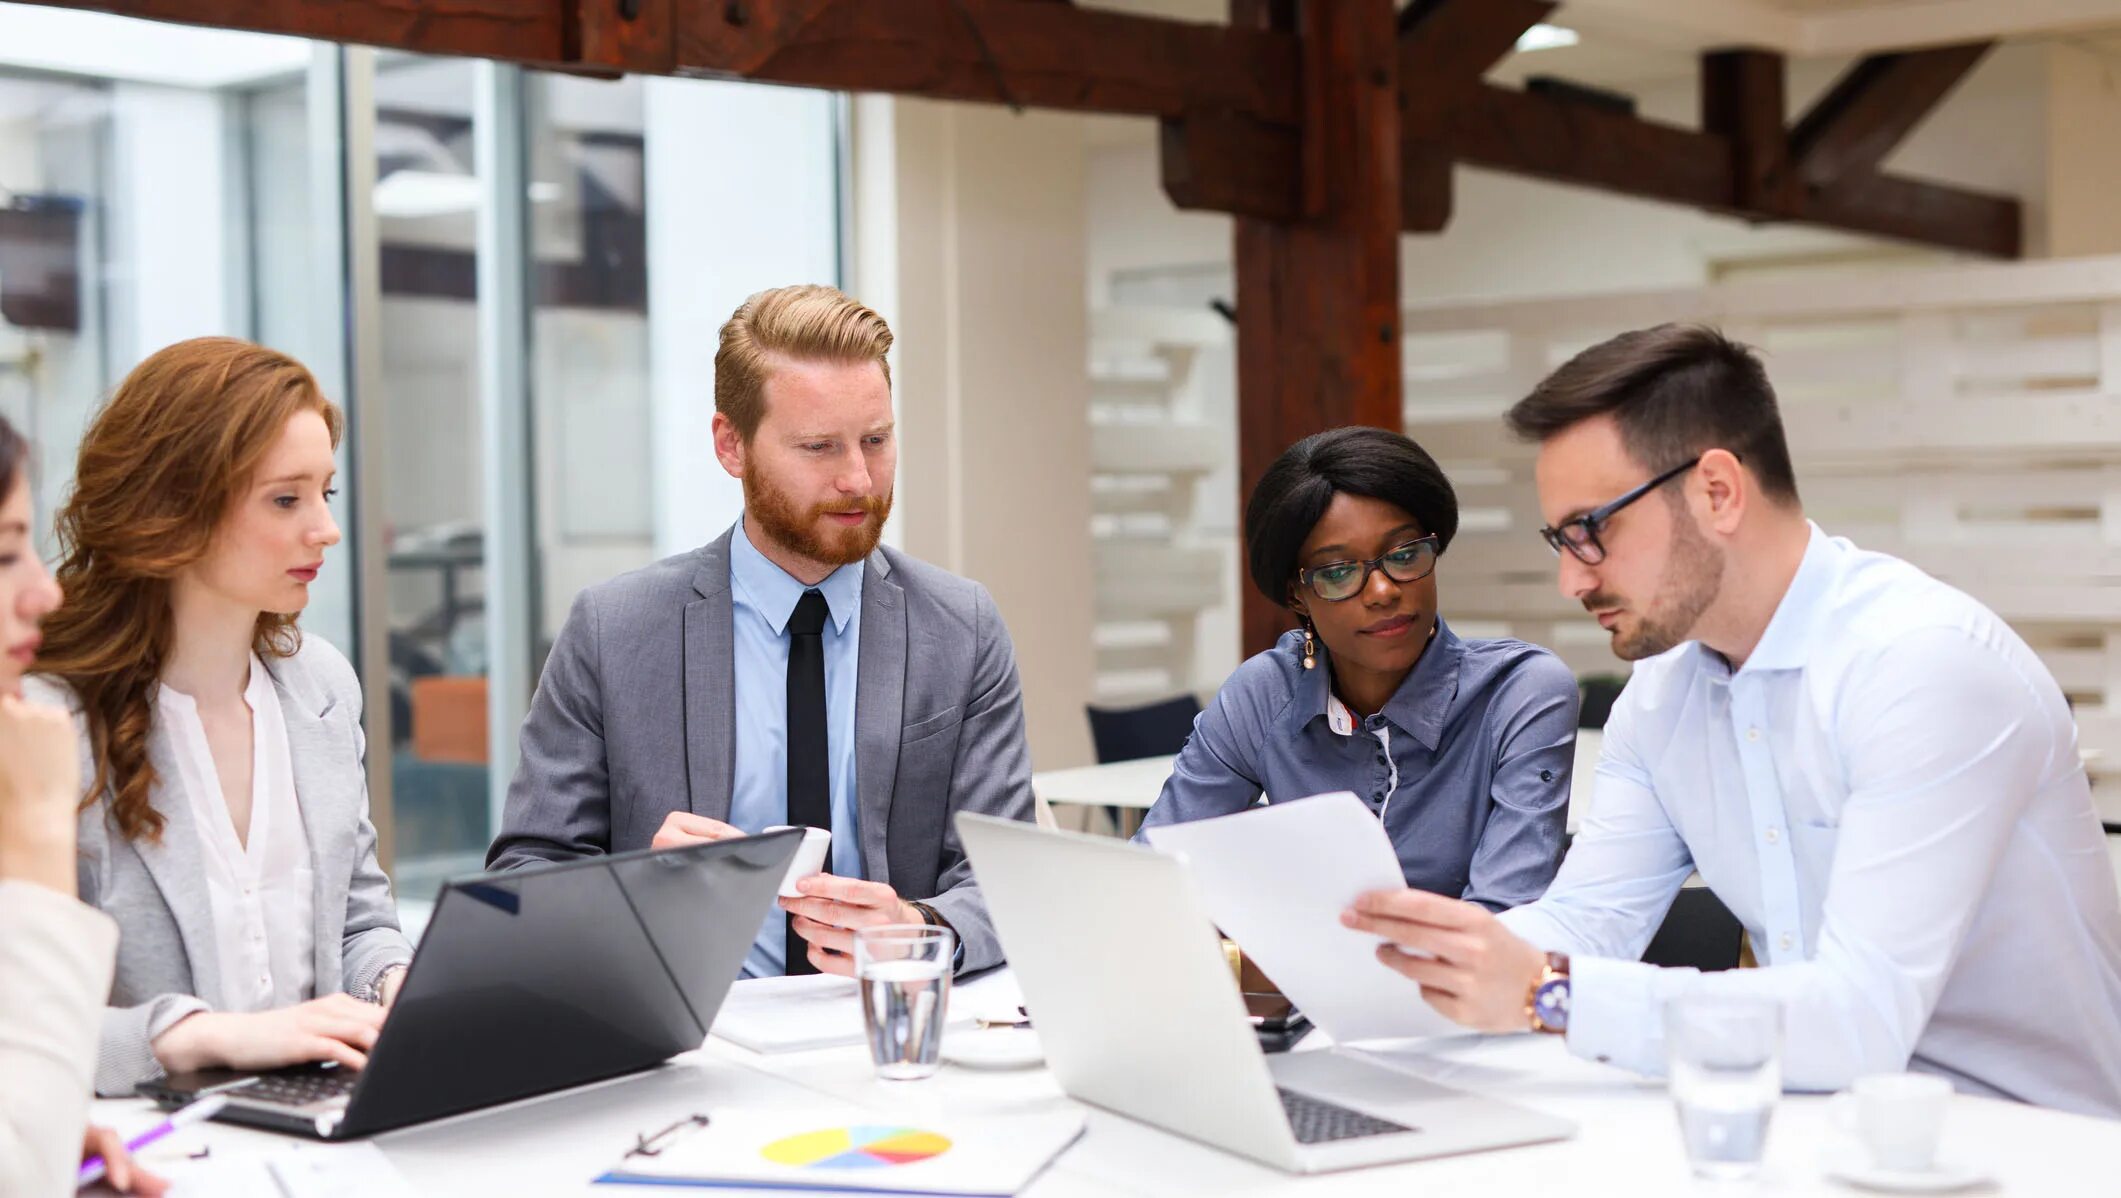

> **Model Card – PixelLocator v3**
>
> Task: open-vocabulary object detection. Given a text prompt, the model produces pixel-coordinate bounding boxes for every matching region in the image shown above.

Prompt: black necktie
[784,589,831,975]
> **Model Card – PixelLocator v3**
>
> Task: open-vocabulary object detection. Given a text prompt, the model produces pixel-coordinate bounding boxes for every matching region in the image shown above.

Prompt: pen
[78,1094,229,1187]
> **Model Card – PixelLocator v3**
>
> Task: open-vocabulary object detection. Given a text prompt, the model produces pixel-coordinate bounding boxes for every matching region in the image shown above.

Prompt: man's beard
[1589,508,1724,662]
[743,466,893,568]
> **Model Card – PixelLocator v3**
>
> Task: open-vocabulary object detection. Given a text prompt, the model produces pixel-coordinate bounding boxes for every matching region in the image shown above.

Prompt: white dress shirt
[158,656,316,1013]
[1501,524,2121,1118]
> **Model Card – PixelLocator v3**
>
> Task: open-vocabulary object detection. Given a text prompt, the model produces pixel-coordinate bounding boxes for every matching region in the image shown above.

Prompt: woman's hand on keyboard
[152,993,386,1074]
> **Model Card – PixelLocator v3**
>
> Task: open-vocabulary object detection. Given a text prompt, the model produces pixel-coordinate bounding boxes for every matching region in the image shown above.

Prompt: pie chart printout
[761,1125,954,1170]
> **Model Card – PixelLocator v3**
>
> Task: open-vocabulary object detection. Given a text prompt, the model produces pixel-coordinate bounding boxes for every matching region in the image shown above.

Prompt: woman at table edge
[1136,426,1579,910]
[0,410,164,1196]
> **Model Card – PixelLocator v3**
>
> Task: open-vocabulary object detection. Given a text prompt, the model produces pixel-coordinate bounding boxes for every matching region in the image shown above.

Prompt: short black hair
[1244,426,1458,605]
[1505,323,1800,503]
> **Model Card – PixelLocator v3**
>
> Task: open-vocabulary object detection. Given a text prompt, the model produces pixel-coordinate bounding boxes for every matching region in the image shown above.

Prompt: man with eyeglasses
[1340,323,2121,1118]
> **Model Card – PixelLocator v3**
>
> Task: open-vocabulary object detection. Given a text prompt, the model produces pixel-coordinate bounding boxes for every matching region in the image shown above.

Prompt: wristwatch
[365,962,409,1006]
[1527,952,1571,1035]
[907,901,966,972]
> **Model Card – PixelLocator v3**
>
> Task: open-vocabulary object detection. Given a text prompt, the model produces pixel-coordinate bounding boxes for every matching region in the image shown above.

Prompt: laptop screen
[341,831,798,1136]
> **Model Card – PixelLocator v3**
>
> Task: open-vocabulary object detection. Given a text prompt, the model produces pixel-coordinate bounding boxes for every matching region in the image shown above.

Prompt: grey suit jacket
[26,636,413,1096]
[487,529,1036,972]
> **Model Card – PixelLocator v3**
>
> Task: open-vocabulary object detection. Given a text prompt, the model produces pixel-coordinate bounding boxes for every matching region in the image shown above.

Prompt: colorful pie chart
[761,1125,953,1170]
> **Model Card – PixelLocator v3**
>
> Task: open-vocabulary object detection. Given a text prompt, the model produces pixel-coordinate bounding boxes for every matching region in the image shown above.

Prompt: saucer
[940,1028,1045,1071]
[1825,1152,1991,1193]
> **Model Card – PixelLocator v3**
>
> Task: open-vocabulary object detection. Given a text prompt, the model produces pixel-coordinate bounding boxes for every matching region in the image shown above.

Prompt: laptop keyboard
[1277,1087,1415,1144]
[233,1069,357,1108]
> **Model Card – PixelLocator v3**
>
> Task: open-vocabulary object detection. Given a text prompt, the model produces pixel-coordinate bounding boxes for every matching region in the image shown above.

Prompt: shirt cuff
[1562,954,1668,1076]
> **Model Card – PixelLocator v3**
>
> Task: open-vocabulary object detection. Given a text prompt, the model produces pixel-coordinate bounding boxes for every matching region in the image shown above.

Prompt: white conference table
[1033,730,1606,832]
[90,982,2115,1196]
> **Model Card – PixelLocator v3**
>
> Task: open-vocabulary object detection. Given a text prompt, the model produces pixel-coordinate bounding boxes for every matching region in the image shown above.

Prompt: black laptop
[139,829,799,1139]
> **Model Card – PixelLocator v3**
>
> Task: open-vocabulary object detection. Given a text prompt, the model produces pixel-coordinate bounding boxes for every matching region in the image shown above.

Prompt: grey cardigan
[26,636,413,1096]
[486,529,1037,973]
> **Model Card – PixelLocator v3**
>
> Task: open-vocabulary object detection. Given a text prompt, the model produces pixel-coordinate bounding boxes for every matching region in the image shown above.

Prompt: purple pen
[77,1094,228,1186]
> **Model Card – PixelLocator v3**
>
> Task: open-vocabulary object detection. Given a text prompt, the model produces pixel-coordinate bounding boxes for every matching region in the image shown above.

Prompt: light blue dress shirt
[728,515,864,977]
[1500,523,2121,1118]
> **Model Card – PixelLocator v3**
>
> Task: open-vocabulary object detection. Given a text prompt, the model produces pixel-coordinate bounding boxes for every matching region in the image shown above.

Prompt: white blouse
[157,655,315,1013]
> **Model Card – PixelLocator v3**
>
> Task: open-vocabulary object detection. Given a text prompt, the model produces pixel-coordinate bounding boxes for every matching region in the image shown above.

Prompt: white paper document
[597,1106,1083,1194]
[709,968,1022,1053]
[165,1142,417,1197]
[1143,792,1462,1044]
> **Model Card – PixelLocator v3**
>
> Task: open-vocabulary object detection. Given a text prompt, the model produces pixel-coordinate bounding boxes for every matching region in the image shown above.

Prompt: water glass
[855,924,955,1081]
[1665,995,1783,1180]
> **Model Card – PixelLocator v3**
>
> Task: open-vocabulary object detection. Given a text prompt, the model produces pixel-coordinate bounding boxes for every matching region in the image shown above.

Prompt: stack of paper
[1143,791,1462,1044]
[597,1107,1083,1194]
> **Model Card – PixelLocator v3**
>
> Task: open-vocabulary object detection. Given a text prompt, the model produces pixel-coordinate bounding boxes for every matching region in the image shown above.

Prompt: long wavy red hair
[36,337,342,843]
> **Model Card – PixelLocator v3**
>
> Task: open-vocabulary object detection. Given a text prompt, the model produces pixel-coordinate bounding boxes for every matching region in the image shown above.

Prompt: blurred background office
[1,0,2116,929]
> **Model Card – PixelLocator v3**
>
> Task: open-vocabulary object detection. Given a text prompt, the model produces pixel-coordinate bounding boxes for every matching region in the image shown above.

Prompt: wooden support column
[1233,0,1402,656]
[1702,49,1794,214]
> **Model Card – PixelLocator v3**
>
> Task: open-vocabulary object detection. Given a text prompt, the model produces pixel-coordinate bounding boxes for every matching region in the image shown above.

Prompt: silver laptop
[957,813,1575,1174]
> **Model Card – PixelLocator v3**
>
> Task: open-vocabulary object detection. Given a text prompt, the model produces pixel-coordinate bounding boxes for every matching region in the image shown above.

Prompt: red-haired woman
[29,337,412,1096]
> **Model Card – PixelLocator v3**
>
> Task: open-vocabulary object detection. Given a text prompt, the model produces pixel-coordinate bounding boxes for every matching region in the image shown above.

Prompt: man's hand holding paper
[1141,792,1462,1043]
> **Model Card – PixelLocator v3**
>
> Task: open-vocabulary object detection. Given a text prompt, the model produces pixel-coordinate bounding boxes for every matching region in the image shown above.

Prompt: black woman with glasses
[1135,426,1578,911]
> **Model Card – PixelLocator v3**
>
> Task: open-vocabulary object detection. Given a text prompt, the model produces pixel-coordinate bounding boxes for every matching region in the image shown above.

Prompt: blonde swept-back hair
[37,336,342,844]
[714,285,894,440]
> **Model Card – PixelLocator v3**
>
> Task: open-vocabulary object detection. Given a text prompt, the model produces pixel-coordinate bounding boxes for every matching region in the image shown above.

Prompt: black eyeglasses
[1296,536,1441,602]
[1538,456,1700,565]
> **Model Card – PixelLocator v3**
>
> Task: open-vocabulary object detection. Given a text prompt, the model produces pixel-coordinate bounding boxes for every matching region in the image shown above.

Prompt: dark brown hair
[1505,323,1800,503]
[0,414,25,506]
[37,337,341,843]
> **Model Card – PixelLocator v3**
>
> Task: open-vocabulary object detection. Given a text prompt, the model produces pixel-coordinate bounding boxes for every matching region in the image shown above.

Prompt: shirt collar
[1729,520,1841,676]
[1289,617,1464,751]
[159,654,272,713]
[730,515,863,636]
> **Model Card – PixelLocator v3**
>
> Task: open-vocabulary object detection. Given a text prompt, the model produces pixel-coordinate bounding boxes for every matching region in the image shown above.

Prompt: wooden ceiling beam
[1406,83,1732,213]
[579,0,1299,125]
[1404,68,2019,257]
[1394,0,1554,231]
[1802,170,2020,257]
[1788,42,1993,191]
[1698,45,2019,256]
[10,0,573,67]
[1396,0,1555,86]
[15,0,2021,257]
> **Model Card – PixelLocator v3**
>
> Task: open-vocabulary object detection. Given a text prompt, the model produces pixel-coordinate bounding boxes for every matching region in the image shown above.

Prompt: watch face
[1534,978,1571,1031]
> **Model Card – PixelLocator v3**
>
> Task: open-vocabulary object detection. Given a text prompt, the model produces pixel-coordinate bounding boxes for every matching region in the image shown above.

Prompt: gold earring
[1301,622,1317,670]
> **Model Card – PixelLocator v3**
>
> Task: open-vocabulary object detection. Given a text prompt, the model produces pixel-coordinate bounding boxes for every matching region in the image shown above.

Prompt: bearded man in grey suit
[488,284,1035,978]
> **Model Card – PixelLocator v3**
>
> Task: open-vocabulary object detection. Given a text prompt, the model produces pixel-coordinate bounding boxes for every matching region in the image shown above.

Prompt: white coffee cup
[763,825,832,897]
[1834,1072,1951,1172]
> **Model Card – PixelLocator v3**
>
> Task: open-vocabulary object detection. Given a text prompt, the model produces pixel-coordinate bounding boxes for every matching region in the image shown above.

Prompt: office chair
[1086,694,1202,763]
[1083,694,1202,833]
[1640,886,1745,972]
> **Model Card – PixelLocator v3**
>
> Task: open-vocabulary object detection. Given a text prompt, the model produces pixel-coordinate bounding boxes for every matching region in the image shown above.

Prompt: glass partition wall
[0,3,846,929]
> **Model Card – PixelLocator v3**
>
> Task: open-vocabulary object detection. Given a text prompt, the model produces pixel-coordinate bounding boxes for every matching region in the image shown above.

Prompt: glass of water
[1665,995,1782,1180]
[855,924,955,1081]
